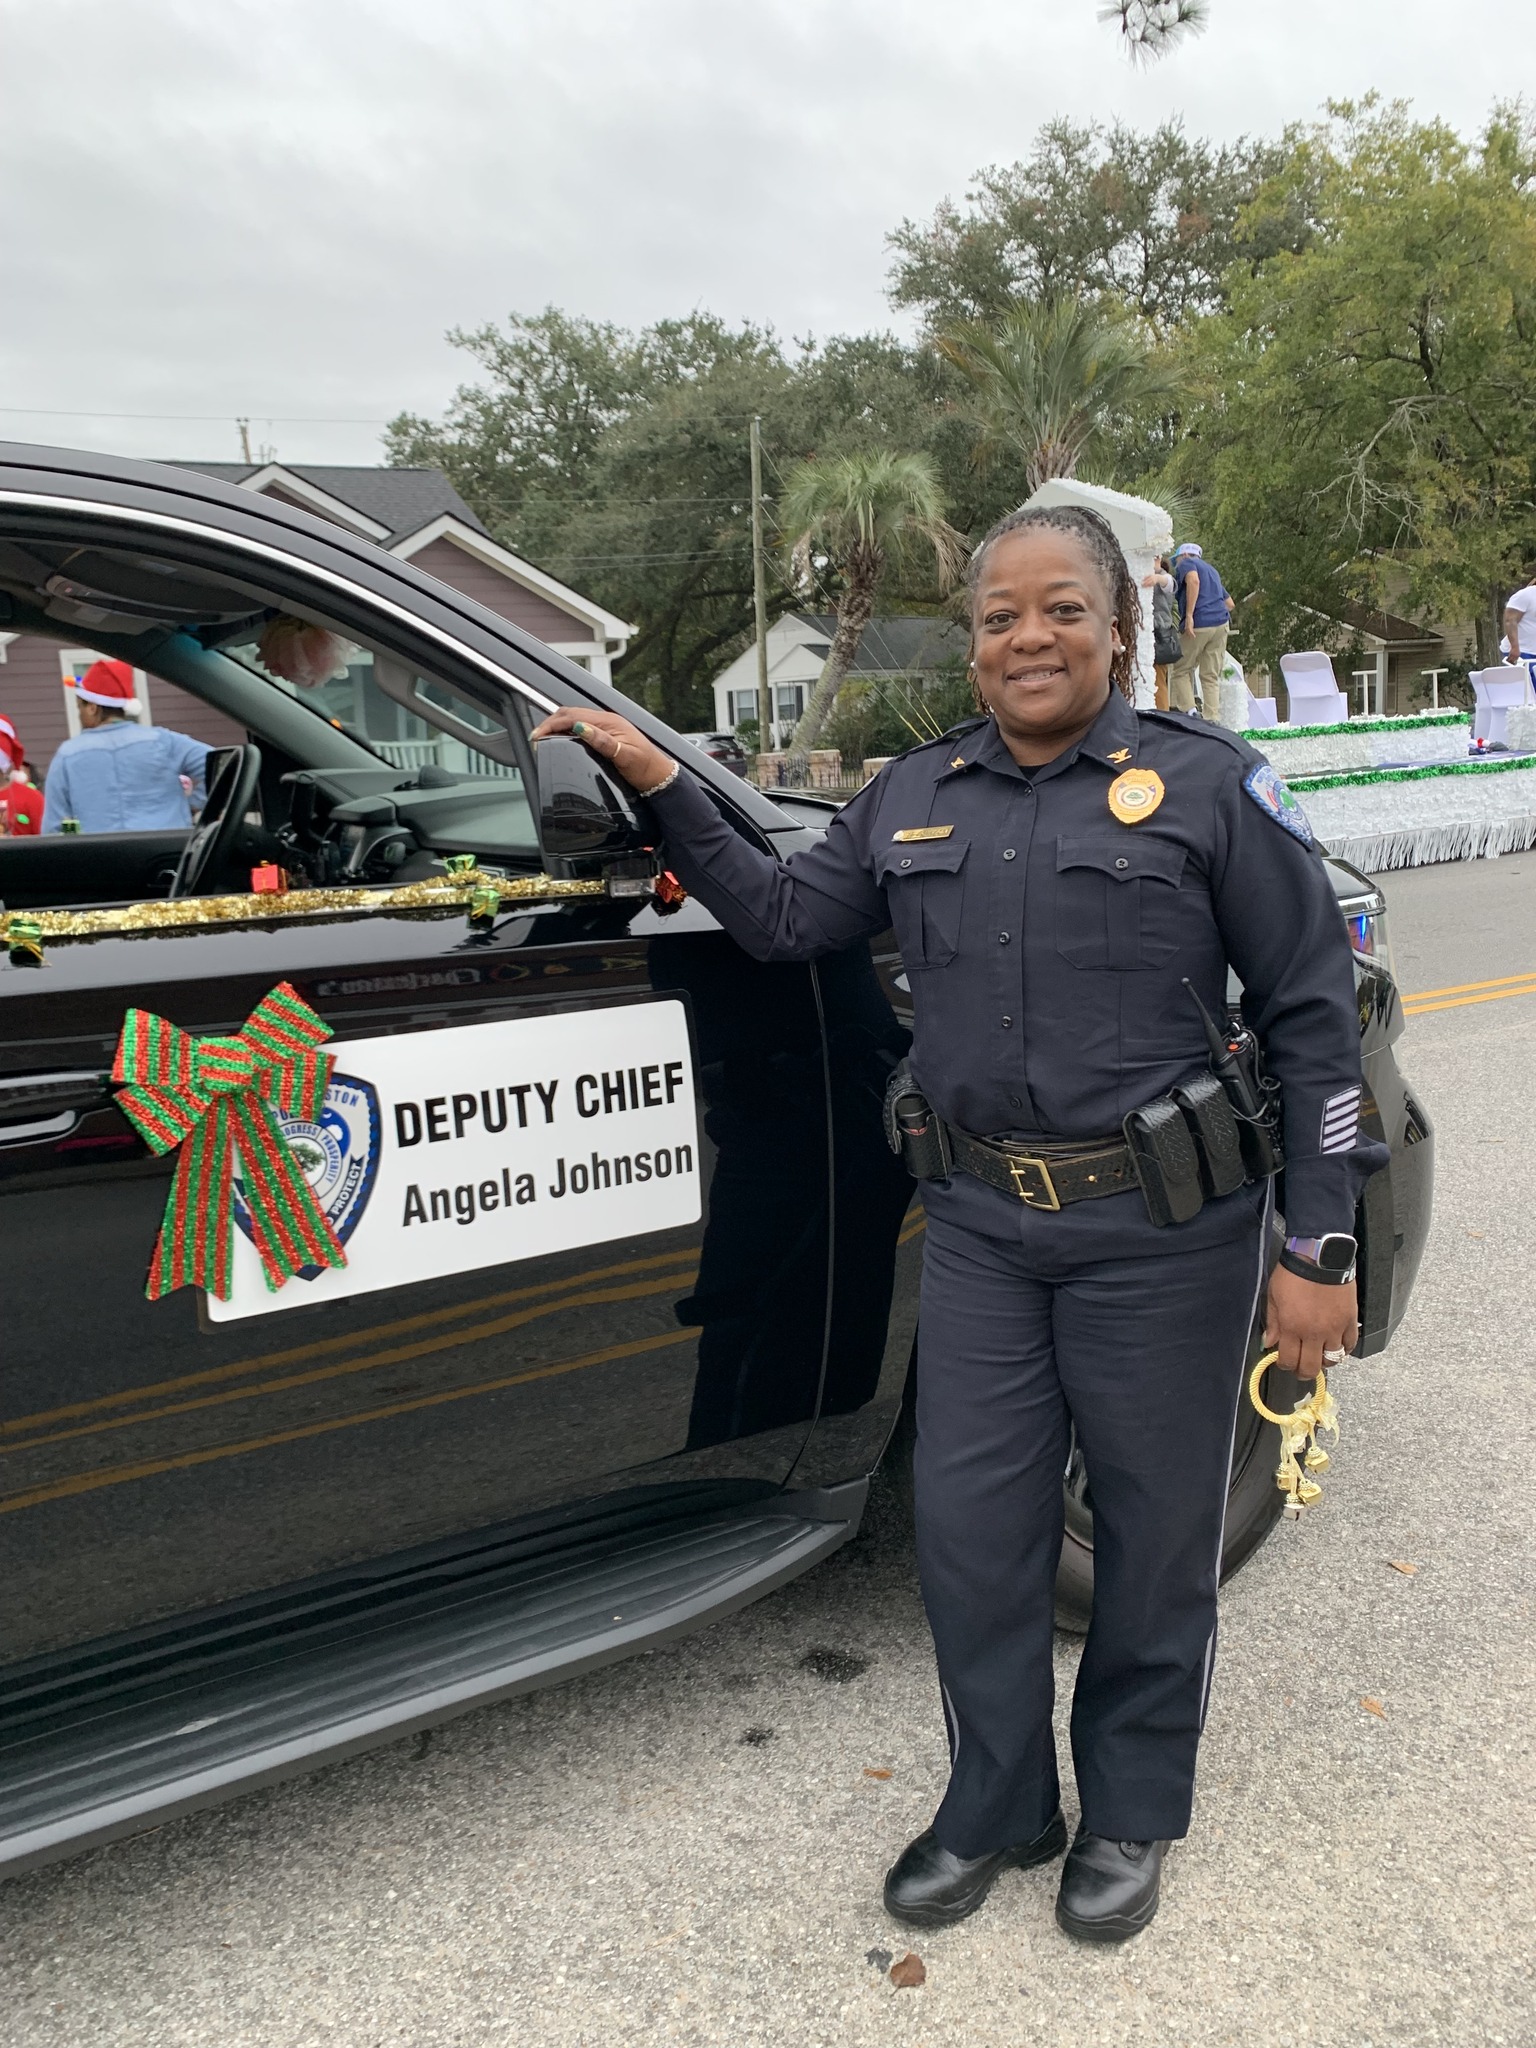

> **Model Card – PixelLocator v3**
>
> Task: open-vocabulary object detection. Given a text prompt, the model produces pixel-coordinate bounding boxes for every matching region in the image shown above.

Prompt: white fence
[372,738,520,780]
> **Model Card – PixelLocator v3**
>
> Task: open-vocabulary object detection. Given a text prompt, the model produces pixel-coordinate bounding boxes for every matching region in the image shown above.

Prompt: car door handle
[0,1069,114,1135]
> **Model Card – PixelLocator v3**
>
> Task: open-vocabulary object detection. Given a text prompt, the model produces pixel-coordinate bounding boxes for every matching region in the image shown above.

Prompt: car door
[0,488,836,1672]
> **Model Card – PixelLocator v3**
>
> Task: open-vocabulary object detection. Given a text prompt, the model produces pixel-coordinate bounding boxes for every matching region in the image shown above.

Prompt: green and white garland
[1244,709,1468,780]
[1244,710,1465,742]
[1290,755,1536,871]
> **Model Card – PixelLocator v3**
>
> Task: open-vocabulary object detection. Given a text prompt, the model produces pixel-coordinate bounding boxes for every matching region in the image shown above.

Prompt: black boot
[1054,1827,1164,1942]
[884,1809,1067,1928]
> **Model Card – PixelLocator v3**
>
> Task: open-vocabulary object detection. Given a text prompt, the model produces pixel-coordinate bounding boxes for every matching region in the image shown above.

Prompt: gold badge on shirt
[892,825,955,842]
[1107,768,1165,825]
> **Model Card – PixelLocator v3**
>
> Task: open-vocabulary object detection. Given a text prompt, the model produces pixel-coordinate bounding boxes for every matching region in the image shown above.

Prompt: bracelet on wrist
[635,763,680,799]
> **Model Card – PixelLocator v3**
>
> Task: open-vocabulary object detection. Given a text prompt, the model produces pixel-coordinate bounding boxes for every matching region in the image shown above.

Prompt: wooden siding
[0,633,246,775]
[406,537,592,646]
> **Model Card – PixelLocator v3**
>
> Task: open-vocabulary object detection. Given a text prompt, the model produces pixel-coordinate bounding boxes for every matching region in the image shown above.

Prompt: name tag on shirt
[891,826,954,842]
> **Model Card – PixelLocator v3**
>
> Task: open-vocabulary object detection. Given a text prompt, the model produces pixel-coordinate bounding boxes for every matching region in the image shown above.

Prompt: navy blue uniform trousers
[915,1173,1268,1857]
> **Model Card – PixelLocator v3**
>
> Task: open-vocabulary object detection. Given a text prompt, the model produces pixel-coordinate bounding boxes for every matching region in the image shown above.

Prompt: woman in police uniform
[532,504,1382,1943]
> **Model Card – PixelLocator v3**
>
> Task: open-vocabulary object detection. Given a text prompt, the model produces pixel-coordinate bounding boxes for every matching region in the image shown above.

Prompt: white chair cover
[1469,666,1536,748]
[1279,651,1348,726]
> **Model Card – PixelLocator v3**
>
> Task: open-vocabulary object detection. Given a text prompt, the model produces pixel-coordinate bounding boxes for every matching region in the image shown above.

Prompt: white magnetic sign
[209,1000,701,1322]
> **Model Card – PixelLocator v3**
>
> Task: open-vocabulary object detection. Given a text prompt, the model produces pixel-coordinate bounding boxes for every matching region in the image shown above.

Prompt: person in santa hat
[0,715,44,835]
[41,659,211,836]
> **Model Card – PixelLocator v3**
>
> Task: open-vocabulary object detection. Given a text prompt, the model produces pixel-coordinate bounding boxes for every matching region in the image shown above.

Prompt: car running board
[0,1484,865,1878]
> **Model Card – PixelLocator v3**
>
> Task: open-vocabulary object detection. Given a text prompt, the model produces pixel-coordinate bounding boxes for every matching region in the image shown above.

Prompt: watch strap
[1277,1245,1354,1286]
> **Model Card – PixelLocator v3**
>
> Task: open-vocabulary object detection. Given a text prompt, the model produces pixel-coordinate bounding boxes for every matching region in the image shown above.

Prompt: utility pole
[237,418,253,464]
[749,415,772,755]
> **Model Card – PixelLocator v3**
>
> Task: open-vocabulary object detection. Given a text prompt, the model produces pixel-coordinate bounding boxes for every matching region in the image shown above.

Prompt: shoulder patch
[1243,761,1315,846]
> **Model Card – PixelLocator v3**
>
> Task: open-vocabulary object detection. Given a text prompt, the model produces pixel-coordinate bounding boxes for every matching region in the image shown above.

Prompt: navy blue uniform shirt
[647,689,1387,1236]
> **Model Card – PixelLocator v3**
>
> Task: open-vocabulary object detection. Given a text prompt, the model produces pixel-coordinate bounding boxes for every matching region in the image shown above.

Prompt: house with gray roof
[0,462,634,775]
[174,463,633,682]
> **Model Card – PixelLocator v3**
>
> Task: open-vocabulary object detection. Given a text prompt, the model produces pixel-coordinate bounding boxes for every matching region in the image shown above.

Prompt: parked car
[679,731,749,775]
[0,446,1432,1878]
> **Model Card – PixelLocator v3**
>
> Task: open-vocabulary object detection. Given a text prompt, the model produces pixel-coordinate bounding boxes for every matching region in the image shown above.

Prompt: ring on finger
[1322,1346,1348,1364]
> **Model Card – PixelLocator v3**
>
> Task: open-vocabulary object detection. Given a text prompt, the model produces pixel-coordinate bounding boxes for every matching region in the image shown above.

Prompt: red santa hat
[72,658,140,714]
[0,715,19,769]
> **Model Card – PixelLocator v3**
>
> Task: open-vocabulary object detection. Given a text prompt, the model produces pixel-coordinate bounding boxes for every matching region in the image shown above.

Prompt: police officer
[532,503,1385,1943]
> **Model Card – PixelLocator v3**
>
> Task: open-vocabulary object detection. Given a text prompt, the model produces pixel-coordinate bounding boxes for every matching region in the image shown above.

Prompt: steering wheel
[169,743,263,898]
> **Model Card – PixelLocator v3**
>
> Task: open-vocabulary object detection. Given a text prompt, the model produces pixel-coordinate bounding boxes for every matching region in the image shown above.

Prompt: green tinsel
[1243,710,1467,743]
[1290,755,1536,794]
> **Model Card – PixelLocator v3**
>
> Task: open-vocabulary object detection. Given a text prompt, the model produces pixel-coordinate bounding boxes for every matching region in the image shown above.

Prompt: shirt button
[1003,849,1016,861]
[998,932,1010,944]
[1001,1016,1012,1028]
[1008,1095,1022,1108]
[900,857,912,868]
[1114,857,1129,870]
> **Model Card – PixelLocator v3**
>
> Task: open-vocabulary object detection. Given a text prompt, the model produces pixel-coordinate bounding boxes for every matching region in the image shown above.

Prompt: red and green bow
[112,980,348,1301]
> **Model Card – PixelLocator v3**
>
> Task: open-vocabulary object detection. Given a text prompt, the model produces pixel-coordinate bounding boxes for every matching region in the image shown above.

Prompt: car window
[0,528,543,914]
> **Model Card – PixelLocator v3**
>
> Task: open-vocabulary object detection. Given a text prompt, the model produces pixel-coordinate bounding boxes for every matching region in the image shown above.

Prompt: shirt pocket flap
[1056,836,1187,887]
[874,839,970,883]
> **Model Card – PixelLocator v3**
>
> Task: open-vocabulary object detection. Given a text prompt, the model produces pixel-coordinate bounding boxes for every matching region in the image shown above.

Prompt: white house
[712,612,969,744]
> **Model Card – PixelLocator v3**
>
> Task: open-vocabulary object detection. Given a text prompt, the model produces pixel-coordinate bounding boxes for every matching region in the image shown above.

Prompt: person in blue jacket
[42,658,210,834]
[533,503,1383,1945]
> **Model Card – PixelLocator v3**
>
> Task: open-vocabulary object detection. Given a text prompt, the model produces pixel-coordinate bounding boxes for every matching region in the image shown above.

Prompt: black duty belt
[946,1126,1140,1211]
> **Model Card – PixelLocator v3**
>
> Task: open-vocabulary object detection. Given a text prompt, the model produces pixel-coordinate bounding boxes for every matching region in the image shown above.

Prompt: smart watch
[1278,1232,1357,1285]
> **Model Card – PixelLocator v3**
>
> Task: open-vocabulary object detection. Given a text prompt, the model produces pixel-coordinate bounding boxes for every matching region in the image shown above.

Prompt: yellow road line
[0,1329,697,1518]
[3,1272,699,1458]
[1404,969,1536,1001]
[1,1247,699,1437]
[1404,981,1536,1016]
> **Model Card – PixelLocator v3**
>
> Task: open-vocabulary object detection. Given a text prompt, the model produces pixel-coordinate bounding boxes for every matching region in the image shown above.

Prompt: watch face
[1317,1234,1357,1273]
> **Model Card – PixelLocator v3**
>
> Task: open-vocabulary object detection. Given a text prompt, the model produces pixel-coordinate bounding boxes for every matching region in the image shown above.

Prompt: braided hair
[967,502,1142,706]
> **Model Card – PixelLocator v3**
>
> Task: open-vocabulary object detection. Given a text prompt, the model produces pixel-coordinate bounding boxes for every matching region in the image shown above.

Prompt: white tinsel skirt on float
[1295,761,1536,871]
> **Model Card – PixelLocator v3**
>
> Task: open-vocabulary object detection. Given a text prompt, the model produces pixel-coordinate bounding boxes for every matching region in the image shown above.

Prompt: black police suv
[0,447,1433,1877]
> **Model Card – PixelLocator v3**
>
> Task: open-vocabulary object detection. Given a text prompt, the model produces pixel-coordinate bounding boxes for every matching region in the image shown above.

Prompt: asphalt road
[4,856,1535,2048]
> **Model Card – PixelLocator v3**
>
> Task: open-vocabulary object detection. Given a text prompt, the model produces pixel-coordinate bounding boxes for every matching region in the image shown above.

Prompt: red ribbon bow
[112,980,348,1300]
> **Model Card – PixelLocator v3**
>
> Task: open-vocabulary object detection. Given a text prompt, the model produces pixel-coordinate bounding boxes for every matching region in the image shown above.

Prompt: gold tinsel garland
[3,868,606,952]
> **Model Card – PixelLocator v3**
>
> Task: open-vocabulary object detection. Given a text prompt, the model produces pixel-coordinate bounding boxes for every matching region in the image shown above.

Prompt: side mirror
[535,735,649,863]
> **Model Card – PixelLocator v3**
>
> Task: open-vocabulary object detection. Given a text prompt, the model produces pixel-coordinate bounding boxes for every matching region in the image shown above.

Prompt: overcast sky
[0,0,1519,469]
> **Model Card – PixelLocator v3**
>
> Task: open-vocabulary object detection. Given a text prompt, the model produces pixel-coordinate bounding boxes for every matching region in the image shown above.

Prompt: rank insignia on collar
[1107,767,1165,824]
[1106,748,1132,764]
[949,757,966,769]
[892,825,955,842]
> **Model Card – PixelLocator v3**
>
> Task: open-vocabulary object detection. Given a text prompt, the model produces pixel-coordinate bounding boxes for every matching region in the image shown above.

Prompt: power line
[0,405,395,425]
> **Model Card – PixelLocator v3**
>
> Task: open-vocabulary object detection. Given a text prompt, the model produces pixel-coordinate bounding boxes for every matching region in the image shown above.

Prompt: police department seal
[234,1072,381,1278]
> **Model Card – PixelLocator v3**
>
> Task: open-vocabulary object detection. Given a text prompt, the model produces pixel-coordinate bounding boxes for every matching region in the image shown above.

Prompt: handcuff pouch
[1171,1072,1248,1199]
[1122,1097,1206,1226]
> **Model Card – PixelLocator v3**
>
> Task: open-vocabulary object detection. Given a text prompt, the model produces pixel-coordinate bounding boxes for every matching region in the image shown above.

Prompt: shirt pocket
[874,838,970,970]
[1055,835,1188,971]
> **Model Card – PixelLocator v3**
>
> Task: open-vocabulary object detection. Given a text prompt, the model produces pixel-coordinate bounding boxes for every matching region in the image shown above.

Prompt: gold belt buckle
[1007,1152,1062,1211]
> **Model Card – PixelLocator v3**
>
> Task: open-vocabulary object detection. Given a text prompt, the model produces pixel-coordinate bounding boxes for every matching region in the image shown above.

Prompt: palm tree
[937,298,1181,497]
[780,450,966,759]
